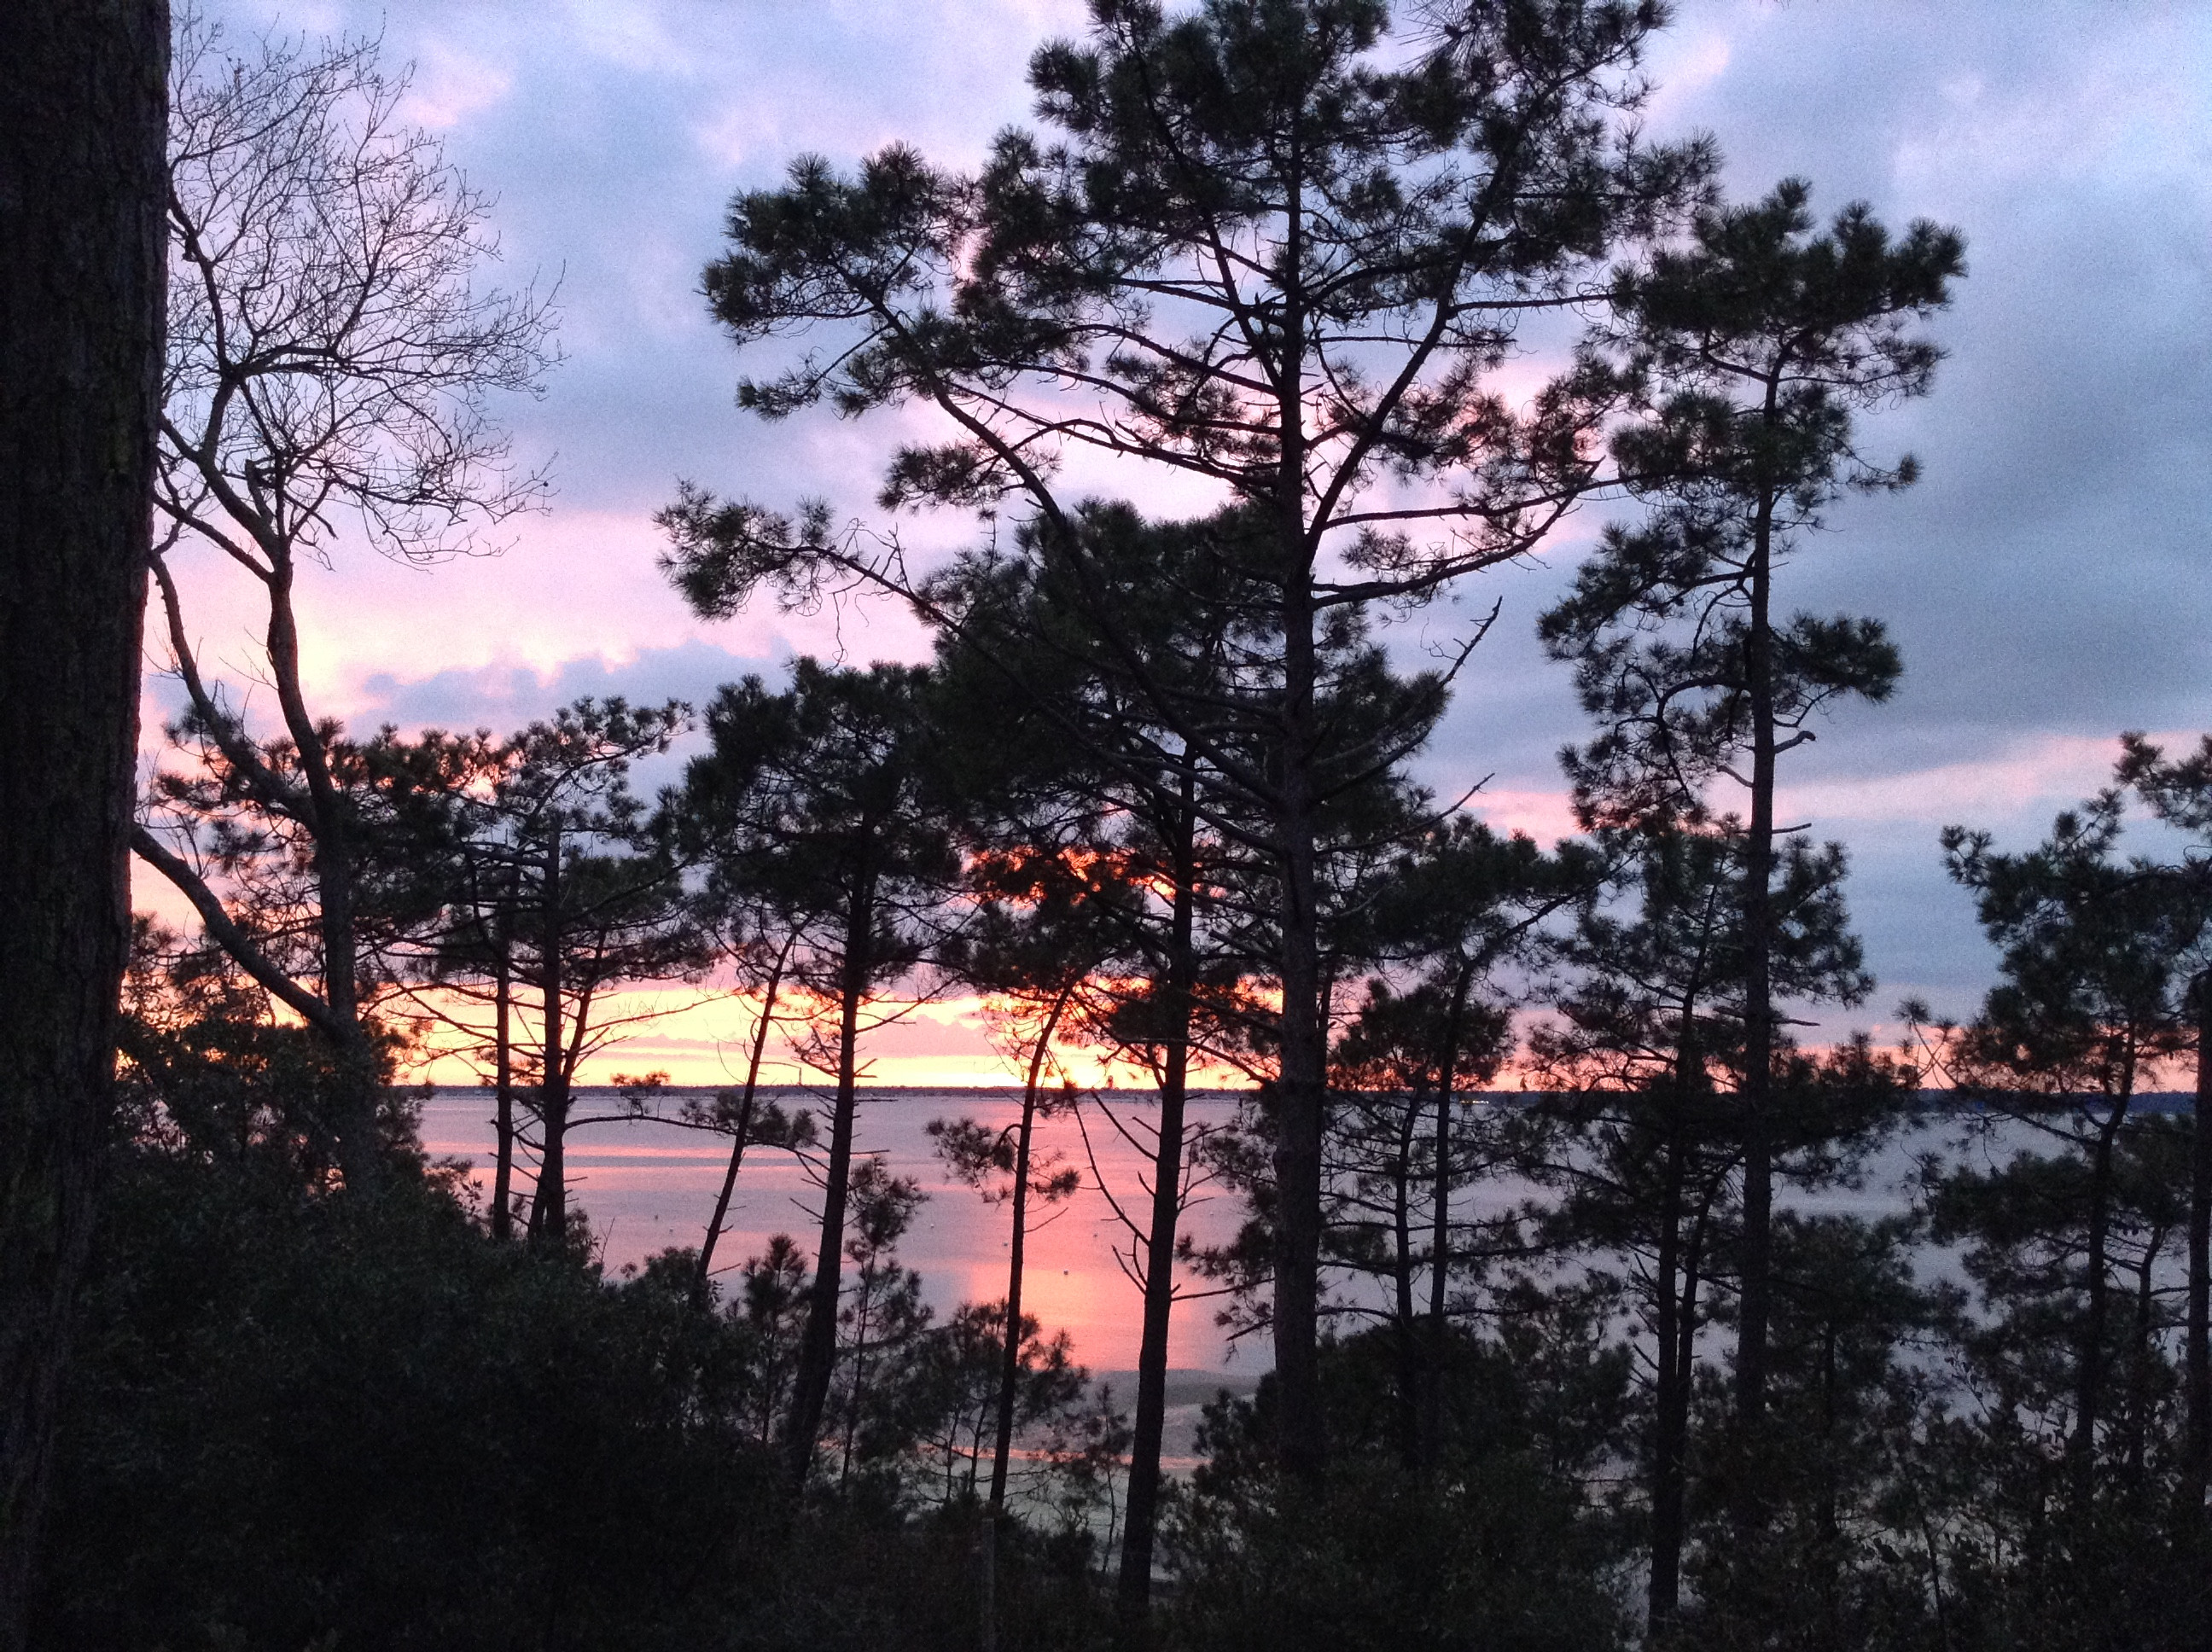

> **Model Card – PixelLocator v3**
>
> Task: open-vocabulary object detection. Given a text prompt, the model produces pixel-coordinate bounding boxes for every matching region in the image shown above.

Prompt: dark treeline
[11,3,2212,1651]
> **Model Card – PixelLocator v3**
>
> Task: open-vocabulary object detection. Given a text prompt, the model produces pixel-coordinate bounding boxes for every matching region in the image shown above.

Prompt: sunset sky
[155,0,2212,1087]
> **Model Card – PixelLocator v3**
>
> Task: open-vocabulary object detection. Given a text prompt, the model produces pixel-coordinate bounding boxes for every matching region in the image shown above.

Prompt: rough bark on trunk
[0,4,167,1639]
[1115,803,1197,1643]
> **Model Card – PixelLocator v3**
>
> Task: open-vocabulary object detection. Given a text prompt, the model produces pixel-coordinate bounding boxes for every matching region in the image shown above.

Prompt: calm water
[418,1086,1262,1377]
[419,1090,2148,1382]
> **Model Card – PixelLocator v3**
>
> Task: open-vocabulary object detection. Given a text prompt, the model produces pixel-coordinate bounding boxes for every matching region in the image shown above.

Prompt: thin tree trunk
[262,567,383,1195]
[696,948,790,1306]
[1818,1318,1840,1632]
[0,7,166,1639]
[839,1258,876,1487]
[1663,1185,1698,1619]
[785,879,876,1491]
[1648,1129,1689,1637]
[1421,963,1475,1469]
[1272,595,1328,1488]
[491,940,515,1242]
[975,986,1074,1652]
[2184,979,2212,1535]
[1270,150,1329,1486]
[2070,1087,2130,1513]
[1116,797,1197,1642]
[131,556,382,1188]
[2127,1224,2162,1490]
[1391,1094,1422,1470]
[1735,470,1779,1432]
[1656,1181,1716,1647]
[1653,1012,1706,1637]
[531,826,568,1250]
[991,989,1072,1514]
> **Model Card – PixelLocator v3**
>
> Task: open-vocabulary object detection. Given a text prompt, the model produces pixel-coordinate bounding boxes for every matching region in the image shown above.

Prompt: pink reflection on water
[417,1087,1258,1377]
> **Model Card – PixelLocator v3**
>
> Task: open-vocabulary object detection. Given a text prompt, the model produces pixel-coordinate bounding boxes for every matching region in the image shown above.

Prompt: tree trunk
[1272,581,1328,1486]
[838,1254,876,1486]
[2127,1224,2162,1490]
[1269,154,1328,1486]
[1116,802,1197,1643]
[530,826,568,1250]
[1657,1188,1714,1646]
[991,990,1068,1515]
[1817,1318,1841,1632]
[1735,480,1779,1433]
[131,554,385,1190]
[1391,1095,1421,1470]
[1420,964,1475,1469]
[1648,1129,1689,1636]
[785,879,876,1491]
[2184,979,2212,1536]
[975,988,1071,1649]
[1654,1012,1707,1636]
[695,951,789,1306]
[2070,1089,2130,1513]
[264,568,382,1193]
[0,3,167,1640]
[491,941,515,1242]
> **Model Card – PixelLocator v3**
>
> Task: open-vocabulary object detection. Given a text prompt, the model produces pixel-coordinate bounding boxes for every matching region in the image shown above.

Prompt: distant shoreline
[409,1084,2205,1112]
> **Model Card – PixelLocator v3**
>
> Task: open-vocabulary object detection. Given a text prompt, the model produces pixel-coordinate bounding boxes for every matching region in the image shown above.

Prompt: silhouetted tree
[0,5,167,1631]
[502,703,703,1248]
[1924,790,2204,1515]
[829,1159,934,1487]
[2117,730,2212,1537]
[660,0,1712,1480]
[931,849,1106,1643]
[1542,178,1962,1434]
[1365,821,1594,1468]
[678,660,961,1490]
[682,938,809,1306]
[1327,977,1513,1467]
[133,16,556,1194]
[1529,823,1885,1632]
[925,503,1257,1628]
[370,700,703,1247]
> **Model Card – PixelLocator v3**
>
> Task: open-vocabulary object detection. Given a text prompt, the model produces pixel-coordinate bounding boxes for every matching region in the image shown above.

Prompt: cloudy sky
[161,0,2212,1085]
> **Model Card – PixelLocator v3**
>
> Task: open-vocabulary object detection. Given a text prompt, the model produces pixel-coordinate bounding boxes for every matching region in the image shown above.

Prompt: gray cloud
[353,637,785,731]
[195,0,2212,1026]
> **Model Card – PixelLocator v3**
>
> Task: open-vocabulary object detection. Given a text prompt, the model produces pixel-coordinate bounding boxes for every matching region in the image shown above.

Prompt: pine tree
[1540,178,1961,1435]
[2116,731,2212,1538]
[676,660,961,1490]
[1926,790,2205,1516]
[659,0,1708,1480]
